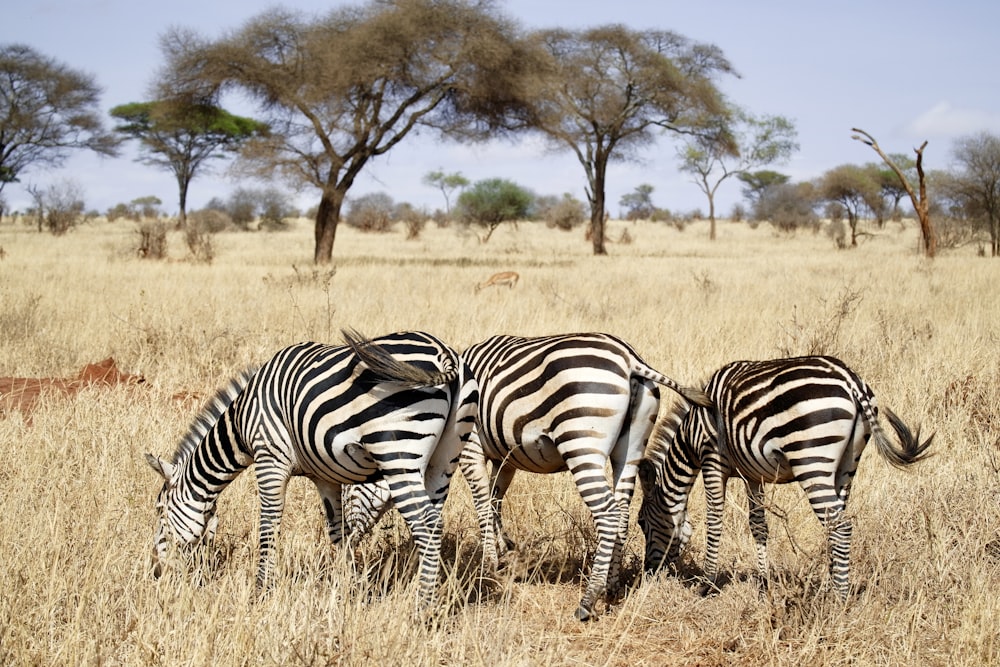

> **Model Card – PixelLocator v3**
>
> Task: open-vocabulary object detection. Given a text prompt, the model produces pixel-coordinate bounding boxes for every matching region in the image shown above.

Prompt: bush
[620,184,656,221]
[188,208,233,234]
[136,221,168,259]
[226,188,258,229]
[30,180,85,235]
[755,183,819,233]
[538,193,586,231]
[106,202,136,222]
[394,202,428,240]
[184,220,215,263]
[257,188,296,230]
[346,192,395,232]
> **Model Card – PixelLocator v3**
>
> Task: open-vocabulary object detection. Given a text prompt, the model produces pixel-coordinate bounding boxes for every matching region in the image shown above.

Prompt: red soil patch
[0,357,145,423]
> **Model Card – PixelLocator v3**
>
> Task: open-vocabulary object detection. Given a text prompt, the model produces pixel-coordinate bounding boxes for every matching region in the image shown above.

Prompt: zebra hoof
[574,605,595,622]
[696,581,719,598]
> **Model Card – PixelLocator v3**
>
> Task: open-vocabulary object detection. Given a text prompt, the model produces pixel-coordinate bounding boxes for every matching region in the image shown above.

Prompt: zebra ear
[145,453,175,481]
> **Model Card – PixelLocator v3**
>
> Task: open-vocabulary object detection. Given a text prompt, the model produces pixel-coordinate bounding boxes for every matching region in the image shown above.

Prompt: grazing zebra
[145,330,478,610]
[636,355,933,600]
[459,333,710,621]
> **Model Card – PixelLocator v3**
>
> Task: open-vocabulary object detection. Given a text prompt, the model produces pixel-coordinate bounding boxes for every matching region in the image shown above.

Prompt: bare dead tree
[852,128,936,258]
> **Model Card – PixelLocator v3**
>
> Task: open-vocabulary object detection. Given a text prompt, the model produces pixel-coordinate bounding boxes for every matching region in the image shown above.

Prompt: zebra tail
[855,386,934,470]
[341,328,458,388]
[631,362,713,408]
[878,407,934,468]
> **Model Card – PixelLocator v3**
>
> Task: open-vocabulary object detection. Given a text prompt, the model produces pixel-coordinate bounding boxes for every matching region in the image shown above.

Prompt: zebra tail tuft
[681,386,713,409]
[880,407,934,468]
[341,328,456,388]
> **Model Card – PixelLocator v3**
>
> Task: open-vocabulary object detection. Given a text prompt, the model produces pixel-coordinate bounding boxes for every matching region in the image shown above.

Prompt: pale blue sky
[4,0,998,217]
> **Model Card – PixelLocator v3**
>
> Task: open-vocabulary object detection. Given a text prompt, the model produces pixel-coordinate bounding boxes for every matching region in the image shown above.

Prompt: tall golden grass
[0,216,997,665]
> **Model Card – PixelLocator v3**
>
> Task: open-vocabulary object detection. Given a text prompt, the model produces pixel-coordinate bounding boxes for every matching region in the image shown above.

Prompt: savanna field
[1,215,998,666]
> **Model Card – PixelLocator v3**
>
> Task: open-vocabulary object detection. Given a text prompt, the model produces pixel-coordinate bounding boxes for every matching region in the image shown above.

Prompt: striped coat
[637,355,932,599]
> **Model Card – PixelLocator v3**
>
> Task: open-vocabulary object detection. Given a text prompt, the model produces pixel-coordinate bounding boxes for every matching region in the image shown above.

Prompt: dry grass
[1,216,998,666]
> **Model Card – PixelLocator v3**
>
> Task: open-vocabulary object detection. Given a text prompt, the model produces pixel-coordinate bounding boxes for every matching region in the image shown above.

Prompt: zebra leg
[490,464,517,555]
[311,479,348,546]
[746,479,769,594]
[606,379,659,603]
[822,507,853,600]
[698,463,728,597]
[559,448,619,622]
[424,375,478,516]
[459,435,501,572]
[254,460,290,591]
[344,480,393,544]
[382,468,443,611]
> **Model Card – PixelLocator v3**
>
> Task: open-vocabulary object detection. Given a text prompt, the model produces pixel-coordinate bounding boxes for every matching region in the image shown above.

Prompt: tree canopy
[159,0,538,263]
[522,25,735,254]
[677,108,798,239]
[0,43,119,200]
[948,131,1000,256]
[110,100,267,226]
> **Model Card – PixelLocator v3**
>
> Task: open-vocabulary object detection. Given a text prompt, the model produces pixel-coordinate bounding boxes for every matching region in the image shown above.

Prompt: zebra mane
[170,367,257,466]
[644,401,690,460]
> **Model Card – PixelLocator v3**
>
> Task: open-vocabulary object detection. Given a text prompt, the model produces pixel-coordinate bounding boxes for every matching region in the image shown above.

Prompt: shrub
[346,192,395,232]
[538,193,586,231]
[136,221,168,259]
[184,220,215,263]
[29,180,85,235]
[188,208,232,234]
[106,202,136,222]
[620,184,656,221]
[394,202,428,240]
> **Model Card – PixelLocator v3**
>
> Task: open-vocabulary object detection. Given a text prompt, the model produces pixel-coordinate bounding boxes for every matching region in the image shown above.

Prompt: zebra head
[637,458,692,573]
[145,453,218,578]
[636,405,699,574]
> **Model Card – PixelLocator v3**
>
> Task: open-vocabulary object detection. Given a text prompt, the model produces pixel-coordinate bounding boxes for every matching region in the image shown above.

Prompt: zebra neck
[176,417,252,500]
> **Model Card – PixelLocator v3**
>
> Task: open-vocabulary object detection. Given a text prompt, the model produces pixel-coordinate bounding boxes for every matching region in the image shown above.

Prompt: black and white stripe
[637,355,932,599]
[145,330,478,610]
[458,333,710,621]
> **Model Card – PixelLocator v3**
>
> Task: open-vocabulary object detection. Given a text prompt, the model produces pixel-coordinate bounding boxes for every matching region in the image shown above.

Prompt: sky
[4,0,1000,218]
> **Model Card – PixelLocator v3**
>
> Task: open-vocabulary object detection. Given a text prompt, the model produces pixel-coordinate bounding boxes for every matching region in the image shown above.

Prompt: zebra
[145,330,478,611]
[457,333,708,621]
[636,355,933,600]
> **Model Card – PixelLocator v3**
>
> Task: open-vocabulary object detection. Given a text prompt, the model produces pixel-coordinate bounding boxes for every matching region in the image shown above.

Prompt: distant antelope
[475,271,519,292]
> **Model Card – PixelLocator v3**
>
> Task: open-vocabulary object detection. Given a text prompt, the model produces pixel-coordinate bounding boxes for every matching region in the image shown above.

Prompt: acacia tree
[456,178,533,242]
[524,25,734,254]
[947,131,1000,257]
[422,169,469,219]
[677,108,798,239]
[0,43,119,206]
[161,0,536,263]
[818,164,880,247]
[110,100,267,227]
[737,169,790,215]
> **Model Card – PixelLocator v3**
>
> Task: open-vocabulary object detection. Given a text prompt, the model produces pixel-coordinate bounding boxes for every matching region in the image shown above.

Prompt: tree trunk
[589,162,608,256]
[852,129,936,258]
[708,194,717,241]
[313,190,344,264]
[177,175,189,229]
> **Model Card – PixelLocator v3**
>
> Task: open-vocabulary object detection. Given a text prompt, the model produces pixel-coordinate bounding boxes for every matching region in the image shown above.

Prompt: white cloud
[905,102,1000,139]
